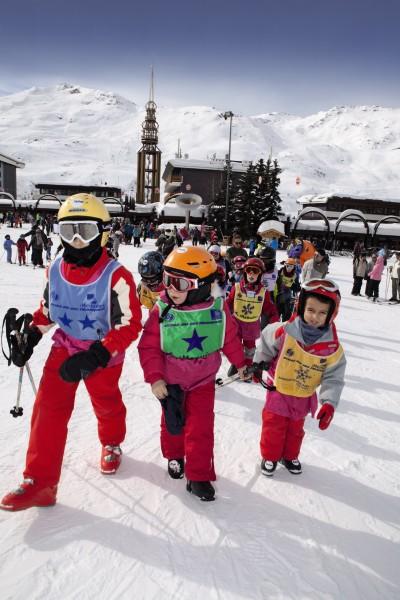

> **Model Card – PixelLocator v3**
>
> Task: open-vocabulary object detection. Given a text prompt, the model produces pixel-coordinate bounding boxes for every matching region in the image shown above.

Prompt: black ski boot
[227,364,238,377]
[168,458,184,480]
[260,459,277,477]
[281,458,302,474]
[186,480,215,501]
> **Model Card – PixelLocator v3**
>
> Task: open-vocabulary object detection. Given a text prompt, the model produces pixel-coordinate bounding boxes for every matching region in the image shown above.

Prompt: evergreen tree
[230,162,257,239]
[208,165,238,236]
[253,158,272,232]
[267,159,282,220]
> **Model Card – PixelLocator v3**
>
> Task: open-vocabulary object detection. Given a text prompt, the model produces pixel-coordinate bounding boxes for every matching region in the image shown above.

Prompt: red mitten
[316,403,335,430]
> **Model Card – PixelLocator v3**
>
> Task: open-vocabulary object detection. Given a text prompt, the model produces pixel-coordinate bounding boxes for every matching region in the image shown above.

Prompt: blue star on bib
[79,314,97,330]
[182,328,208,352]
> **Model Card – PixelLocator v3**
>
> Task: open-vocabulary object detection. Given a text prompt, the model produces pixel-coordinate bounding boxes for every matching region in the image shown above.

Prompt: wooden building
[162,157,249,205]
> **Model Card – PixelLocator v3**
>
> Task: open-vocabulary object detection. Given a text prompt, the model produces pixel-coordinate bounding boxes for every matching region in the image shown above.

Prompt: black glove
[59,341,111,383]
[10,326,42,367]
[250,361,268,383]
[159,384,185,435]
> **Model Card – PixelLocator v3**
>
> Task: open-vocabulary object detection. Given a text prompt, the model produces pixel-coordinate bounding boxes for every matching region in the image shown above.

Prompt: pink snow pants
[160,381,216,481]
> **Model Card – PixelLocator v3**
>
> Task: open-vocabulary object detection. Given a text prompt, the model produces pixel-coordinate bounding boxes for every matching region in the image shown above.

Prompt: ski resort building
[0,151,25,204]
[293,194,400,250]
[162,157,248,205]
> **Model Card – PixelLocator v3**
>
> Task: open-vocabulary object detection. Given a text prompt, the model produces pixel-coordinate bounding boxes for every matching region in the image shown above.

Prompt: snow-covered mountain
[1,83,400,212]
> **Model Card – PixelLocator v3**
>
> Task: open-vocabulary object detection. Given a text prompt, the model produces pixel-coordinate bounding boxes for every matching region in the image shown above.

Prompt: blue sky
[1,0,399,115]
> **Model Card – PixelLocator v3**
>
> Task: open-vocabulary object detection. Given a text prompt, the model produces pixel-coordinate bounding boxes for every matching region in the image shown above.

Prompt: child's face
[70,238,89,249]
[167,289,188,305]
[303,296,330,328]
[245,268,260,284]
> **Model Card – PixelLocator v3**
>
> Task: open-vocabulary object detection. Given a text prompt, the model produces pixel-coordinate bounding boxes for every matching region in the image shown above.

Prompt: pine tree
[253,158,272,232]
[267,159,282,220]
[208,165,238,235]
[231,162,257,239]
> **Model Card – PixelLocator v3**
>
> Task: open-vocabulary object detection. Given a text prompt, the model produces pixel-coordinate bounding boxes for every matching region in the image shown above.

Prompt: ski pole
[24,362,37,396]
[11,366,24,417]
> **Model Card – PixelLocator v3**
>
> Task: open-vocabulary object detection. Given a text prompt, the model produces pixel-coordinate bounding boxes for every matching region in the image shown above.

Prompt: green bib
[158,297,225,359]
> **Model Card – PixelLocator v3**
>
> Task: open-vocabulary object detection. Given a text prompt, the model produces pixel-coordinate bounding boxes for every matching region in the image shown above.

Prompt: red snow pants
[260,409,305,462]
[23,346,126,487]
[160,380,216,481]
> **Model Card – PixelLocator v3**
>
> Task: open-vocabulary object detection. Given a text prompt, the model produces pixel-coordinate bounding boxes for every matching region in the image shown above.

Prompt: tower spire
[136,67,162,204]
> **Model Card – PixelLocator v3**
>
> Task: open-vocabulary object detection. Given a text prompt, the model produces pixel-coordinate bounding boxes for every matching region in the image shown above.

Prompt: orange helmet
[163,246,217,280]
[285,258,296,266]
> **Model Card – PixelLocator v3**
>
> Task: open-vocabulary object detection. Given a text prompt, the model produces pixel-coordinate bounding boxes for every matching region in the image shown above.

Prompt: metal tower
[136,68,162,204]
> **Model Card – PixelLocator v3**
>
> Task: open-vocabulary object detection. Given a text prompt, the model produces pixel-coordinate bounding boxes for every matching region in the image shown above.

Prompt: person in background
[253,278,346,477]
[364,252,377,298]
[45,238,53,264]
[369,254,385,302]
[3,234,16,263]
[208,244,230,297]
[16,235,29,266]
[155,228,176,258]
[225,236,248,267]
[351,251,368,296]
[302,248,329,283]
[137,251,165,310]
[388,252,400,302]
[226,257,279,375]
[275,258,300,321]
[269,237,279,251]
[132,223,142,248]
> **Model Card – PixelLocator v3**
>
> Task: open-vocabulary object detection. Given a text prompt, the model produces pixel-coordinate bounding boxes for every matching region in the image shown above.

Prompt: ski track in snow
[0,233,399,600]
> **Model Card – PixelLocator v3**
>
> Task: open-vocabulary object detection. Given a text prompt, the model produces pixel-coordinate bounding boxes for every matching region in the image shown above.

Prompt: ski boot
[168,458,184,480]
[101,445,122,474]
[280,458,302,474]
[0,478,57,511]
[186,480,215,501]
[260,459,277,477]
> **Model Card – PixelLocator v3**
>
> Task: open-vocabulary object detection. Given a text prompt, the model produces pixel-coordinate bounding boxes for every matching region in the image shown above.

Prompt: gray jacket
[254,318,346,409]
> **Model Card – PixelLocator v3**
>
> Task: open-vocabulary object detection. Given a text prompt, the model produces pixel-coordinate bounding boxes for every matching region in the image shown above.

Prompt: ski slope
[0,232,399,600]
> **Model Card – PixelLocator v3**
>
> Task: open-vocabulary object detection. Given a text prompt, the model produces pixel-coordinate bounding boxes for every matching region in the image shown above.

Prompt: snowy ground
[0,229,399,600]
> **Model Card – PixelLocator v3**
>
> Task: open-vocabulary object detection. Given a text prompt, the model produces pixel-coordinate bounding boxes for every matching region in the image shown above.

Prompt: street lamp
[220,111,234,234]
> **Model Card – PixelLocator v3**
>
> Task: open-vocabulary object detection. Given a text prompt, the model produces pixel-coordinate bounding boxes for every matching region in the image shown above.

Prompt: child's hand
[151,379,168,400]
[238,366,252,381]
[316,403,335,430]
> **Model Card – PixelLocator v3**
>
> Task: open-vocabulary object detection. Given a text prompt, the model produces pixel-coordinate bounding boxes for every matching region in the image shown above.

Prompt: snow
[1,85,400,214]
[0,229,399,599]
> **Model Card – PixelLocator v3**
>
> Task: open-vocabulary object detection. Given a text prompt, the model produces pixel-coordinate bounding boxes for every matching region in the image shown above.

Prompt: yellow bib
[140,284,160,310]
[274,333,343,397]
[233,283,265,322]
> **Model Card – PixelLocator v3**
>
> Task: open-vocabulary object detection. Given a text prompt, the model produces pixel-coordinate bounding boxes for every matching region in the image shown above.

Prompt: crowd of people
[0,194,350,511]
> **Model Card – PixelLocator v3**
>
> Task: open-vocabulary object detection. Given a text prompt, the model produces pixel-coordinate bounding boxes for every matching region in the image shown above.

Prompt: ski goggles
[163,272,199,292]
[302,279,339,293]
[245,267,262,275]
[59,221,101,244]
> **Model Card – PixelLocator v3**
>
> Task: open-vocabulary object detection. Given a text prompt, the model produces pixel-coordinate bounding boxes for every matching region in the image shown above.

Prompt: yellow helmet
[58,193,111,247]
[164,246,217,280]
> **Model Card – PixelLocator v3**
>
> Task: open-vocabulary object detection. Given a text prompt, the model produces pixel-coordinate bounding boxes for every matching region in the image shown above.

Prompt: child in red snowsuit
[16,235,29,265]
[138,246,247,502]
[253,278,346,477]
[226,257,279,373]
[1,194,142,512]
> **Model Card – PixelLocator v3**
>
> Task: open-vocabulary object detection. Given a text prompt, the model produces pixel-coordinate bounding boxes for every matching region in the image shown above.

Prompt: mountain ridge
[1,83,399,212]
